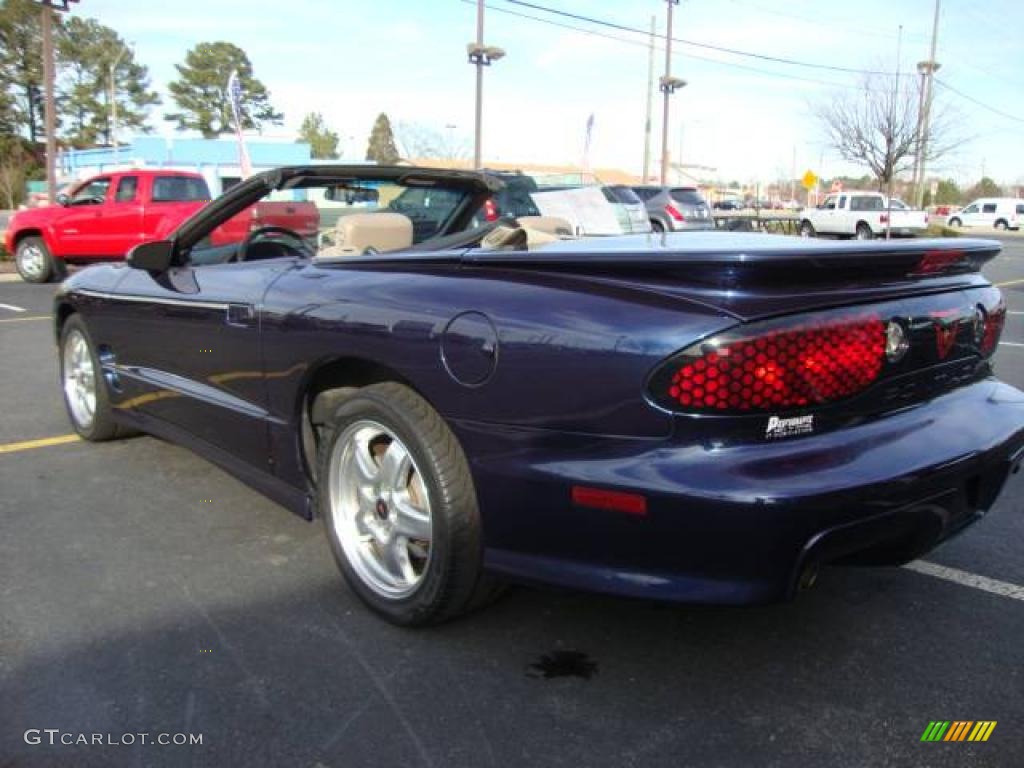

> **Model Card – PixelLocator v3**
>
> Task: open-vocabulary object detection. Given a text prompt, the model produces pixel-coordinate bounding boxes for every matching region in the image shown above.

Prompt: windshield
[604,185,643,205]
[187,173,482,266]
[669,188,705,205]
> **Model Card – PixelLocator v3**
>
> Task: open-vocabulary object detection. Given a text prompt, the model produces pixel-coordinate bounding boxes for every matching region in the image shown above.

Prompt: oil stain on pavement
[527,650,598,680]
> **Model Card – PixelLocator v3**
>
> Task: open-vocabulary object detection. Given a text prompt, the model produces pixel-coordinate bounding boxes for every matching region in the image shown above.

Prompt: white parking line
[1000,342,1024,348]
[0,302,26,312]
[903,560,1024,602]
[1009,311,1024,315]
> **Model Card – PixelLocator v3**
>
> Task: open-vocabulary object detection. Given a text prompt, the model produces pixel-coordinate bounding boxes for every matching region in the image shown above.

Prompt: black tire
[15,236,64,284]
[317,382,503,625]
[799,220,815,238]
[58,314,126,441]
[994,219,1008,231]
[650,219,665,233]
[855,222,874,240]
[949,217,962,228]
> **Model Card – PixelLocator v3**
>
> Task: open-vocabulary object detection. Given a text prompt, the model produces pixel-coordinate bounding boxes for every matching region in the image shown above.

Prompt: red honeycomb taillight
[655,314,886,413]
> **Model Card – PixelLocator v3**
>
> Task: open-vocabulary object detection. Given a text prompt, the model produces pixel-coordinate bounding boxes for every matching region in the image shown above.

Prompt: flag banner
[226,70,253,178]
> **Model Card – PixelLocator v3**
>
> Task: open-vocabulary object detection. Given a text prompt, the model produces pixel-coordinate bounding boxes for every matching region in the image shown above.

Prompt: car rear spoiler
[460,236,1001,284]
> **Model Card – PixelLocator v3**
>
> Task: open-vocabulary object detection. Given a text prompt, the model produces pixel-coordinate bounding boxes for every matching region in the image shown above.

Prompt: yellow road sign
[801,170,818,190]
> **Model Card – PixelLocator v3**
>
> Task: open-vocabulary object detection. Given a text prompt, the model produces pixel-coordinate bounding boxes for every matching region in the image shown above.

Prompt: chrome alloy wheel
[63,329,96,429]
[328,420,433,599]
[16,241,46,280]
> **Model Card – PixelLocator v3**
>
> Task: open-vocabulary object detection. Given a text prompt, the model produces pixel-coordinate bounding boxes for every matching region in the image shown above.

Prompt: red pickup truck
[5,169,319,282]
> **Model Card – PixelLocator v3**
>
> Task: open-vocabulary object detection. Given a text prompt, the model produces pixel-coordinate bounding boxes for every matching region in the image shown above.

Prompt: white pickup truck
[799,191,929,239]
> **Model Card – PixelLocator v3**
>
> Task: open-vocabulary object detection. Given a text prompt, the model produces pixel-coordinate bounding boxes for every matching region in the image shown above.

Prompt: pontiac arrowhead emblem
[934,319,959,359]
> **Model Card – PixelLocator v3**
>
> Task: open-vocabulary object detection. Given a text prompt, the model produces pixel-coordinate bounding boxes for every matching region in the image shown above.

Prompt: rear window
[151,176,211,203]
[669,188,705,205]
[495,176,541,217]
[850,195,883,211]
[1017,204,1024,215]
[632,187,659,201]
[604,185,642,205]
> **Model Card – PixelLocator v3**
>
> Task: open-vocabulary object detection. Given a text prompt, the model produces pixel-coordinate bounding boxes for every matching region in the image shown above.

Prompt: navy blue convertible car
[55,165,1024,625]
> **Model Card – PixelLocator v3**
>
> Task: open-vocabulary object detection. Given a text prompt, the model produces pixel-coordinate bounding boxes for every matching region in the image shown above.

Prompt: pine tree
[0,0,58,142]
[57,17,160,148]
[166,42,282,138]
[298,112,339,159]
[365,113,399,165]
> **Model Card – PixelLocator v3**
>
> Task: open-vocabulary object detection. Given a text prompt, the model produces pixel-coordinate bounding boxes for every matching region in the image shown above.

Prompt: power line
[934,79,1024,124]
[503,0,905,77]
[463,0,891,93]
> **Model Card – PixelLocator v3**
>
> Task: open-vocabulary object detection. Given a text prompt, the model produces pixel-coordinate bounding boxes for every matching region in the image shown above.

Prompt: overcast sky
[76,0,1023,186]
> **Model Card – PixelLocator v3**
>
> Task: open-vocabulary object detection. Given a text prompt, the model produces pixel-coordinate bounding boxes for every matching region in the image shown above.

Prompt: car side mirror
[56,192,70,206]
[127,240,175,272]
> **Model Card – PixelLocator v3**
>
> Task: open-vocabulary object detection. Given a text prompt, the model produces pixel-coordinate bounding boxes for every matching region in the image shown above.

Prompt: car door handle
[226,303,255,327]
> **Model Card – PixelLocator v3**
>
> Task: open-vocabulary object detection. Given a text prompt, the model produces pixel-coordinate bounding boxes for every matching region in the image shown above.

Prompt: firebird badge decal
[765,414,814,439]
[933,318,960,360]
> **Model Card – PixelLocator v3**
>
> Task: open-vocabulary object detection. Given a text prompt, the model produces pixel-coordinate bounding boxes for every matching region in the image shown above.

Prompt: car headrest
[320,212,413,257]
[515,215,574,236]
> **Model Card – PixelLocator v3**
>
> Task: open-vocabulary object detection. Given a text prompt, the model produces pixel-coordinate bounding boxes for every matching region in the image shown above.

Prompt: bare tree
[394,121,470,165]
[815,73,961,190]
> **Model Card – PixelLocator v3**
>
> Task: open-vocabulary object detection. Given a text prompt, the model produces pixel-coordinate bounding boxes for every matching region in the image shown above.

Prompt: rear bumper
[460,379,1024,604]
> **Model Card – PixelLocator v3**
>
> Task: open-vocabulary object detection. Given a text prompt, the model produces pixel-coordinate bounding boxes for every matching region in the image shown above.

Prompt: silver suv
[631,186,714,232]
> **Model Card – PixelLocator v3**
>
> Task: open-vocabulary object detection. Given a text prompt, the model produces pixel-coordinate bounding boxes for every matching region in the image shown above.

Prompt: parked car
[5,169,319,282]
[533,184,650,235]
[54,165,1022,626]
[601,184,651,234]
[799,191,928,239]
[947,198,1024,231]
[713,198,742,211]
[476,169,541,222]
[632,185,714,232]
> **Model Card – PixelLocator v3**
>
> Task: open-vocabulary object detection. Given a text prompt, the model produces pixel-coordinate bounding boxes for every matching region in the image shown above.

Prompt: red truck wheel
[15,237,64,283]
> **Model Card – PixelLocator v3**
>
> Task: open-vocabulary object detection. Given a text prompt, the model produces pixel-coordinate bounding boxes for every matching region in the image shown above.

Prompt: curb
[0,273,22,283]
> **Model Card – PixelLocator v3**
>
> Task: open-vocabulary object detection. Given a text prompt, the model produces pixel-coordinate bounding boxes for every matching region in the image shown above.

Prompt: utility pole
[914,0,941,208]
[41,3,57,203]
[642,15,655,183]
[659,0,685,186]
[467,0,505,170]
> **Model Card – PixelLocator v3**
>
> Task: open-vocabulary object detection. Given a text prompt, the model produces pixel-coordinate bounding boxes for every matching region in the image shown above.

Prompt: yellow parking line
[0,315,49,324]
[995,277,1024,288]
[0,434,80,454]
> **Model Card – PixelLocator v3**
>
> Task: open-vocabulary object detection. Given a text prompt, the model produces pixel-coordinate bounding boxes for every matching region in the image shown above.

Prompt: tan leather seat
[319,212,413,257]
[516,215,574,236]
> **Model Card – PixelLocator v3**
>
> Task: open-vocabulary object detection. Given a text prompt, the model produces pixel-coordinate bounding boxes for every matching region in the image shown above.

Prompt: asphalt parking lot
[2,238,1023,767]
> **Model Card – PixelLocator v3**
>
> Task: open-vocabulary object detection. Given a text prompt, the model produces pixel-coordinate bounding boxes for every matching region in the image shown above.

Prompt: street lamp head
[659,75,687,94]
[467,42,506,66]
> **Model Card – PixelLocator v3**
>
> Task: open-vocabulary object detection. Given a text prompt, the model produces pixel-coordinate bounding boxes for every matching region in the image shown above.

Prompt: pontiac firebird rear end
[55,177,1024,622]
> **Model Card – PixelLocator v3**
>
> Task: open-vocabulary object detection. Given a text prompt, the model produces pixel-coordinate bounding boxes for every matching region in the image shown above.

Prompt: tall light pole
[467,0,504,170]
[41,3,57,203]
[110,42,132,166]
[642,15,656,184]
[659,0,685,186]
[35,0,79,203]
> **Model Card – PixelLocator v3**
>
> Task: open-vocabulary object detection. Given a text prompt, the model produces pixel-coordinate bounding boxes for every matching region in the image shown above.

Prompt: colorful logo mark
[921,721,997,742]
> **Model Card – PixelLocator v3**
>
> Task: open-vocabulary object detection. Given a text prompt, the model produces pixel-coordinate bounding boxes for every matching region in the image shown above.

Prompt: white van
[947,198,1024,231]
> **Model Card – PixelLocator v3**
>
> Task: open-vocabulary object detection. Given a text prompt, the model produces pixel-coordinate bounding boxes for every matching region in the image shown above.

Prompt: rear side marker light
[571,486,648,516]
[656,314,886,413]
[665,203,685,222]
[484,198,498,222]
